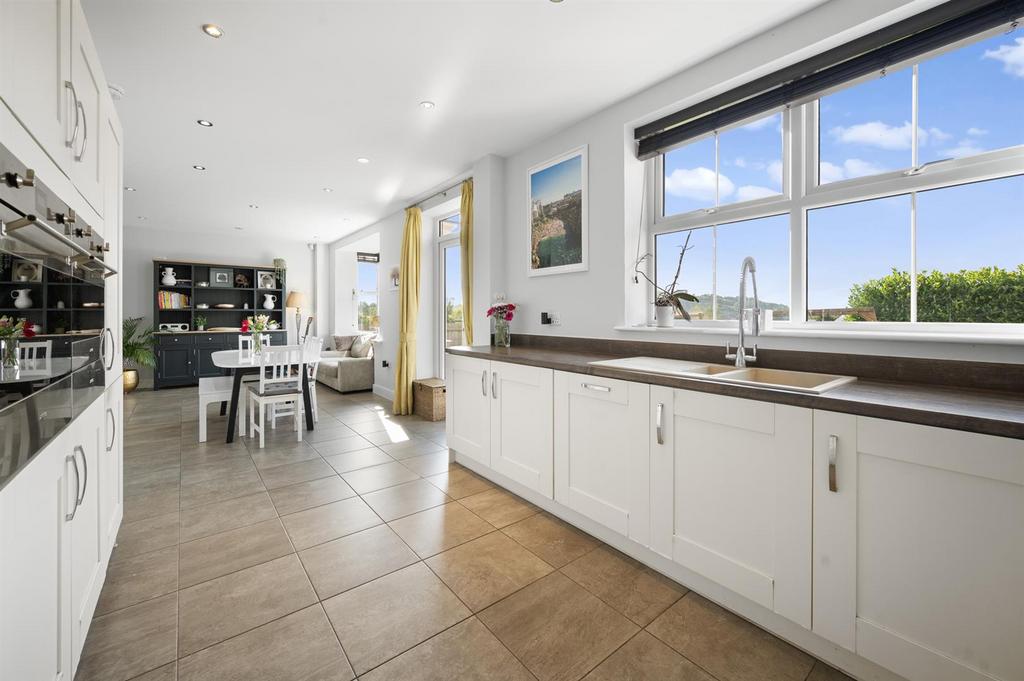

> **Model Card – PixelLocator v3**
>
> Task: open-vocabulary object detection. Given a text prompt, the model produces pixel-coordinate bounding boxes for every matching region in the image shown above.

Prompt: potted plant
[0,315,35,368]
[486,301,516,347]
[634,231,699,327]
[122,316,155,393]
[195,314,207,331]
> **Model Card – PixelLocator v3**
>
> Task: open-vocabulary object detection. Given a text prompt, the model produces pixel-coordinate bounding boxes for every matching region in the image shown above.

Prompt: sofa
[315,334,375,393]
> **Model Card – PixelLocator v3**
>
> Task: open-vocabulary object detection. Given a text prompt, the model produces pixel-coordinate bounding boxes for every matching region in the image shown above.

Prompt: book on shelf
[157,291,191,310]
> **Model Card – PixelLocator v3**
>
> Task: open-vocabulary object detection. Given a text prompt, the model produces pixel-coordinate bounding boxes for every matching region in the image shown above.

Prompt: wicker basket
[413,378,446,422]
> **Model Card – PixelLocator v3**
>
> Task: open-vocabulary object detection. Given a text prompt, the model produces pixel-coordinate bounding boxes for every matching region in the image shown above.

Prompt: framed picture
[528,145,588,277]
[256,270,277,289]
[11,260,42,282]
[210,267,233,288]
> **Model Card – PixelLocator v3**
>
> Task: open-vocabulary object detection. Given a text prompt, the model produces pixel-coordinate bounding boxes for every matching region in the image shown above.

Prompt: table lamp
[285,291,306,341]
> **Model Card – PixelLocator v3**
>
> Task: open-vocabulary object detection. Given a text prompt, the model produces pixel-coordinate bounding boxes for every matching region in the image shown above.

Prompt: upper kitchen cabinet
[66,0,106,214]
[0,0,71,168]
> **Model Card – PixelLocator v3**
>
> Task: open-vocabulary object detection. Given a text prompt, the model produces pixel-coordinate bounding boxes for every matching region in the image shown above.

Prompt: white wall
[333,252,359,335]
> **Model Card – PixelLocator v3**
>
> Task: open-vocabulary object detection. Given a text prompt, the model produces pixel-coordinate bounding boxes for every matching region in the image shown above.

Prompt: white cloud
[819,161,845,184]
[818,158,886,183]
[941,140,985,158]
[984,37,1024,78]
[733,157,748,168]
[664,167,734,202]
[767,160,783,188]
[829,121,949,149]
[967,127,988,137]
[735,185,777,202]
[739,114,779,132]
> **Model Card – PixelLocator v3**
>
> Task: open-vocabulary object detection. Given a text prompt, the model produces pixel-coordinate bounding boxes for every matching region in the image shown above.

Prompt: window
[644,28,1024,332]
[439,213,461,236]
[356,254,379,334]
[437,210,463,373]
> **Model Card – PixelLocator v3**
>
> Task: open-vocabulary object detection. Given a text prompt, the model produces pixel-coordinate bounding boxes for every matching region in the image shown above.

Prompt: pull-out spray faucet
[725,256,759,367]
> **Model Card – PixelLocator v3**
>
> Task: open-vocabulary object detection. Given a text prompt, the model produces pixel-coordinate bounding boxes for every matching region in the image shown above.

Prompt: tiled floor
[77,385,854,681]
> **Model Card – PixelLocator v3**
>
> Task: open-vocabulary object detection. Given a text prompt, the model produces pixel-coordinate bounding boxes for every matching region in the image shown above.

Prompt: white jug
[11,289,32,310]
[161,267,177,286]
[262,294,277,310]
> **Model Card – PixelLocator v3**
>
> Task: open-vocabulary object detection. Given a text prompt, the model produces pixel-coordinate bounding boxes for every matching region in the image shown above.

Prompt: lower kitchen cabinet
[554,371,650,545]
[812,412,1024,681]
[100,377,123,556]
[650,387,812,628]
[446,354,492,466]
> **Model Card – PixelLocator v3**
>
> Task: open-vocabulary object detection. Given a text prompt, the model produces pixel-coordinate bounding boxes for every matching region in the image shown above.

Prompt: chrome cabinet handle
[581,382,611,393]
[828,434,838,493]
[106,407,116,452]
[64,80,80,149]
[656,402,664,445]
[491,372,498,400]
[481,370,487,397]
[103,328,114,370]
[75,445,87,506]
[64,454,80,521]
[74,100,88,162]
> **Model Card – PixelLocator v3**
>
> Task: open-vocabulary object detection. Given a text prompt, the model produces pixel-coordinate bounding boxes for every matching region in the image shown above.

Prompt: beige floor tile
[75,592,177,681]
[426,531,553,611]
[179,440,249,459]
[114,512,179,559]
[360,616,534,681]
[311,434,375,456]
[257,457,335,490]
[281,496,382,550]
[388,502,495,558]
[95,545,178,616]
[124,448,181,469]
[123,487,179,524]
[362,479,450,521]
[562,546,685,625]
[177,554,317,656]
[503,513,599,568]
[248,441,321,469]
[322,562,470,675]
[399,451,452,477]
[333,409,388,427]
[425,467,494,499]
[179,469,265,510]
[323,447,394,473]
[341,461,420,494]
[178,491,278,543]
[360,428,411,446]
[179,454,256,487]
[583,630,714,681]
[478,572,639,681]
[268,475,357,515]
[299,524,419,599]
[123,465,181,499]
[458,487,537,528]
[806,661,856,681]
[130,661,177,681]
[177,605,353,681]
[302,423,357,443]
[647,594,814,681]
[379,438,446,460]
[178,518,294,588]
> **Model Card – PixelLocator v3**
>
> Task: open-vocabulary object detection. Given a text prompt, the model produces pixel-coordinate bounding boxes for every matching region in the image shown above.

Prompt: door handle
[106,407,116,452]
[656,402,664,445]
[64,80,80,150]
[581,382,611,393]
[827,434,838,493]
[103,327,114,370]
[64,454,80,521]
[74,100,88,162]
[481,369,487,397]
[491,372,498,400]
[74,445,87,506]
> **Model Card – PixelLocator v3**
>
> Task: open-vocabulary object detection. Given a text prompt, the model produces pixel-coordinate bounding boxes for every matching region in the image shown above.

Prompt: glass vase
[1,338,18,368]
[252,332,264,355]
[493,319,511,348]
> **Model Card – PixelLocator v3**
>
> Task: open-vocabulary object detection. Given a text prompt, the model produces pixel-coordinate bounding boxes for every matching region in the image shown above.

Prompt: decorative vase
[262,294,277,310]
[252,333,265,355]
[493,319,511,348]
[123,368,139,393]
[1,338,18,368]
[161,267,177,286]
[655,305,675,327]
[11,288,32,309]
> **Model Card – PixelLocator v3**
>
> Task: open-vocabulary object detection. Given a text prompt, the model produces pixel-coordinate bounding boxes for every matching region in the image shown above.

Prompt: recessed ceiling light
[192,164,206,171]
[322,188,333,193]
[234,226,244,231]
[549,0,564,3]
[124,186,136,192]
[356,157,370,164]
[196,119,213,127]
[248,204,259,209]
[419,101,436,110]
[137,216,147,220]
[201,23,224,38]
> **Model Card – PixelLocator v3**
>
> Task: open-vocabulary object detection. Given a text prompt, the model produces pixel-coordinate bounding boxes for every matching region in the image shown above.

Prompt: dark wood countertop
[447,345,1024,440]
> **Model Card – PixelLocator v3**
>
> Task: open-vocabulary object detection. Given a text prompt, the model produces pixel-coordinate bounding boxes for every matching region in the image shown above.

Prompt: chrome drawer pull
[581,382,611,393]
[481,370,487,397]
[828,434,838,493]
[656,402,664,445]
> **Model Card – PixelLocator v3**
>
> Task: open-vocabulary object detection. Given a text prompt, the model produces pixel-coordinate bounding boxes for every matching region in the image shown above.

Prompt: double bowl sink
[587,356,856,394]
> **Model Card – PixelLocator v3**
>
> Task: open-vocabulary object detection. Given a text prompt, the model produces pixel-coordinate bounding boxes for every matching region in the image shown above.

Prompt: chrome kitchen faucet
[725,256,759,367]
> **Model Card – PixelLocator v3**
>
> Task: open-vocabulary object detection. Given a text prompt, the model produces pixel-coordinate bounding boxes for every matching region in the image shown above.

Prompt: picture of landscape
[529,148,587,276]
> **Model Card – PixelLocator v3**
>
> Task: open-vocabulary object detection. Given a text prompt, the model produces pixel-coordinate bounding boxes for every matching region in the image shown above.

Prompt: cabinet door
[195,344,224,378]
[554,372,650,544]
[69,399,104,669]
[445,354,491,466]
[0,430,71,681]
[490,362,553,498]
[67,0,105,213]
[156,344,193,386]
[100,378,123,557]
[654,390,811,627]
[0,0,71,166]
[101,113,122,385]
[813,412,1024,681]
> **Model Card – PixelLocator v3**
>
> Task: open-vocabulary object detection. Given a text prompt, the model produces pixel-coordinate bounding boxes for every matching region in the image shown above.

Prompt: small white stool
[198,376,246,443]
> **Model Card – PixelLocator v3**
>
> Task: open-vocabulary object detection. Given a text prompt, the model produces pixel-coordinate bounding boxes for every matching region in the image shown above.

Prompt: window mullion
[910,192,918,323]
[713,132,720,320]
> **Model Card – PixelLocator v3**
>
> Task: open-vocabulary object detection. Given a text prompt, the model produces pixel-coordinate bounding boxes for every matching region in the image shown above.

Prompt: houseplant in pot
[122,316,155,393]
[634,231,698,327]
[195,314,207,332]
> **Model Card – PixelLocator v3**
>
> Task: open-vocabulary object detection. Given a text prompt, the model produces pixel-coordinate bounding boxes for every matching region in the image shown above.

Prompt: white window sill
[614,324,1024,346]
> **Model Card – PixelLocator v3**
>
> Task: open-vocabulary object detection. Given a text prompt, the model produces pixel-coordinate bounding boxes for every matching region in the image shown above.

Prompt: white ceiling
[83,0,825,243]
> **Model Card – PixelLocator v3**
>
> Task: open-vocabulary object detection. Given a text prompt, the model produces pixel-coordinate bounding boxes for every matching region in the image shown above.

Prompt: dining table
[211,348,315,443]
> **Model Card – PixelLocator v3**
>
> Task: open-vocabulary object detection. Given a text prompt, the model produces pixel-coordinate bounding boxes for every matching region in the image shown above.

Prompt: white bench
[198,376,246,443]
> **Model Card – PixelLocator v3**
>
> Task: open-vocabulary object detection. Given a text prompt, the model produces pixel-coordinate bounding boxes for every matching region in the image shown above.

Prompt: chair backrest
[19,340,52,360]
[257,347,303,394]
[303,336,323,381]
[239,333,273,352]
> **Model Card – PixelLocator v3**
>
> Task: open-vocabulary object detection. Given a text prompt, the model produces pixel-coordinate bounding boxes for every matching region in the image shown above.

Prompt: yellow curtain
[393,207,422,415]
[459,178,474,346]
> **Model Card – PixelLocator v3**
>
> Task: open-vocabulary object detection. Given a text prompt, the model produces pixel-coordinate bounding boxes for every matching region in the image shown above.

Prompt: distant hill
[684,293,790,321]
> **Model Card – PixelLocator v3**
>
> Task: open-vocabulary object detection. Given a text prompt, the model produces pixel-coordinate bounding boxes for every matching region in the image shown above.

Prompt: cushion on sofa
[332,335,360,352]
[350,336,373,358]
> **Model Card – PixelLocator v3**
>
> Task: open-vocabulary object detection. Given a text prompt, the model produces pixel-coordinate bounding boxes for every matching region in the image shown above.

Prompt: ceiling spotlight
[356,157,370,164]
[137,216,147,221]
[419,101,436,110]
[192,164,206,171]
[322,188,333,193]
[196,119,213,127]
[234,226,244,231]
[124,186,136,192]
[201,23,224,38]
[248,204,259,209]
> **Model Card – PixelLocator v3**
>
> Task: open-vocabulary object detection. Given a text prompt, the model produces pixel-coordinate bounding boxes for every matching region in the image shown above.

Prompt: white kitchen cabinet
[66,0,106,214]
[0,0,72,167]
[651,388,812,627]
[100,378,123,557]
[812,412,1024,681]
[490,363,553,497]
[446,354,492,466]
[554,371,649,544]
[101,110,123,386]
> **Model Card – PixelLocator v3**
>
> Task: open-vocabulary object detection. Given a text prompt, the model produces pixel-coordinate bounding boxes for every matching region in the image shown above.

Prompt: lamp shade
[285,291,305,308]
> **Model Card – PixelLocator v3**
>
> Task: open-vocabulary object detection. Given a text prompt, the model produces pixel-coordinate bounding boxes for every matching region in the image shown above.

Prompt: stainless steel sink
[588,357,855,394]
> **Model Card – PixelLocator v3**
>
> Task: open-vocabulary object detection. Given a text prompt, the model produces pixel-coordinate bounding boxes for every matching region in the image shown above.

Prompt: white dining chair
[268,336,322,428]
[18,340,52,360]
[238,333,272,352]
[197,376,246,443]
[248,346,304,448]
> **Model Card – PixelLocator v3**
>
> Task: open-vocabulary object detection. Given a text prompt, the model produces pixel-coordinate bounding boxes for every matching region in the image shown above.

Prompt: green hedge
[847,265,1024,323]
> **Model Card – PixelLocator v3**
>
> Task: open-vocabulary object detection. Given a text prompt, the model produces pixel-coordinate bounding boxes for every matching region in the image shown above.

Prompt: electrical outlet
[551,313,561,326]
[381,360,390,368]
[541,311,560,326]
[540,312,552,325]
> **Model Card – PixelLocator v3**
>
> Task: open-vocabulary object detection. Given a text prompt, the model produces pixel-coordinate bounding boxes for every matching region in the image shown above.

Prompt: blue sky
[661,31,1024,315]
[444,245,461,312]
[531,155,582,205]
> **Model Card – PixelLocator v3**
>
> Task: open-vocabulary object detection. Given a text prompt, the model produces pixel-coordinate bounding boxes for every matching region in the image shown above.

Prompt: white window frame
[436,210,462,374]
[641,26,1024,340]
[355,257,379,335]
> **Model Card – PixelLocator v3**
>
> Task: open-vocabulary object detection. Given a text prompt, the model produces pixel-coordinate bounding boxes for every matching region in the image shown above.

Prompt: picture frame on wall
[210,267,233,288]
[527,145,588,277]
[256,270,277,289]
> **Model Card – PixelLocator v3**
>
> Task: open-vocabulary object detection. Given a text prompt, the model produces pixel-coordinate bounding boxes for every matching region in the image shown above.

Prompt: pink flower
[504,312,513,321]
